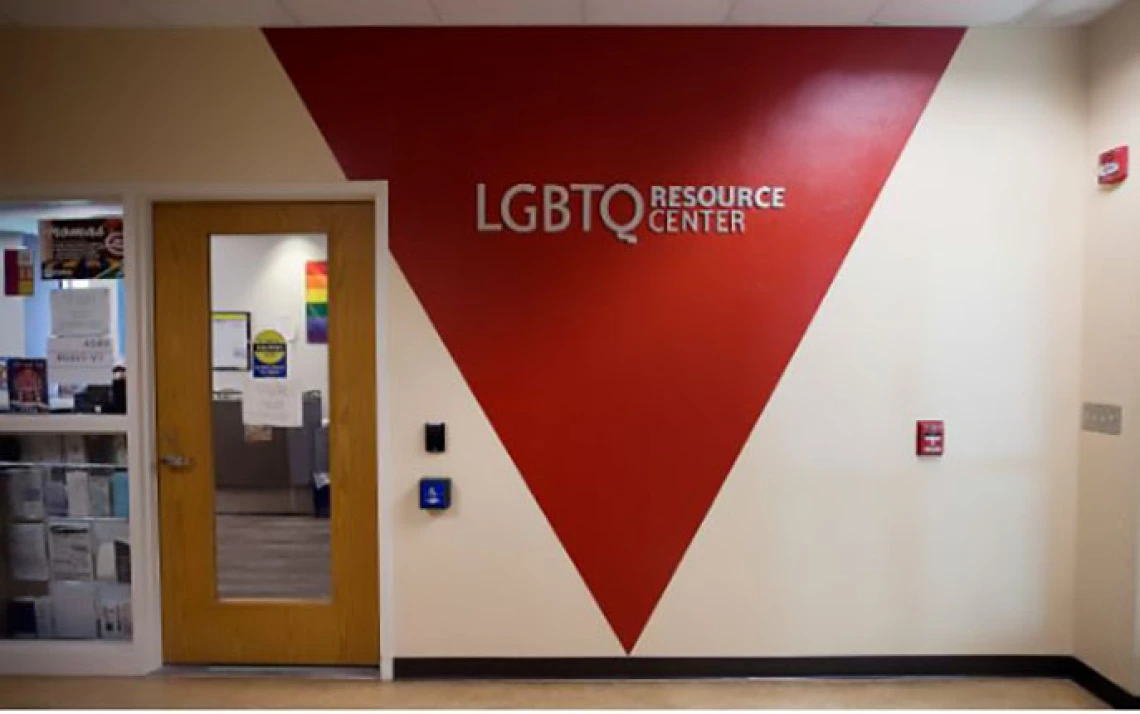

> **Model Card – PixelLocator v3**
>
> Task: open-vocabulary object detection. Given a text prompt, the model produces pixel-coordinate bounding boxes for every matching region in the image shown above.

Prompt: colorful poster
[0,358,10,410]
[39,217,124,280]
[7,358,49,413]
[305,261,328,344]
[3,248,34,296]
[251,329,288,379]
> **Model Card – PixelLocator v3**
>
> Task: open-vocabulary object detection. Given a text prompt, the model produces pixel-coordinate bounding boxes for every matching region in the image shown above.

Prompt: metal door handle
[160,454,192,469]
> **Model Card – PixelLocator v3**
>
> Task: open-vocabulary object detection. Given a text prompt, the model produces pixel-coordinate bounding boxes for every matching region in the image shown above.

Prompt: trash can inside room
[313,421,330,518]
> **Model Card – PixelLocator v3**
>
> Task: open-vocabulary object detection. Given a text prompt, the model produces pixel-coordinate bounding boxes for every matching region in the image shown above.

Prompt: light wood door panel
[154,201,378,665]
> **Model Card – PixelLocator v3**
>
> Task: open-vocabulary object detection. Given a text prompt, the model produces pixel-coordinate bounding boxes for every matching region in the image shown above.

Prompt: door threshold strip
[154,665,381,680]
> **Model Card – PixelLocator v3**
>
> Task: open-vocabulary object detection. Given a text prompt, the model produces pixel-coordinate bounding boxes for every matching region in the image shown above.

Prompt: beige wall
[0,26,1096,663]
[0,29,342,184]
[1076,0,1140,694]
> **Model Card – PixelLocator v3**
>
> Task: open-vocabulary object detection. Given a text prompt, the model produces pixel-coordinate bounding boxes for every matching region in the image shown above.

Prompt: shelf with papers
[6,517,129,527]
[0,461,124,470]
[45,515,128,522]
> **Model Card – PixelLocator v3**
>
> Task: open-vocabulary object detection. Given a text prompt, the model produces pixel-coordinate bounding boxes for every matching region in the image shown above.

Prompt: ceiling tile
[3,0,154,27]
[283,0,438,25]
[729,0,881,25]
[585,0,732,25]
[873,0,1041,25]
[433,0,582,25]
[135,0,295,27]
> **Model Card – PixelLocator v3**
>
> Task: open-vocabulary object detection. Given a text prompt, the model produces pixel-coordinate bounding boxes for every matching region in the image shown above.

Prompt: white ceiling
[0,0,1122,28]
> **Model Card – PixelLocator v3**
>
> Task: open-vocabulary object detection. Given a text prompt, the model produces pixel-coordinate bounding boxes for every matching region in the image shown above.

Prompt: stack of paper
[65,470,90,517]
[48,520,94,581]
[94,520,130,583]
[97,583,131,640]
[44,472,69,517]
[110,472,128,519]
[5,468,46,520]
[88,474,112,518]
[49,580,99,639]
[7,522,49,581]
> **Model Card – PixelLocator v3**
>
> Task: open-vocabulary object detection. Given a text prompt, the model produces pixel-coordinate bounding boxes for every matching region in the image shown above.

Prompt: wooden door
[154,201,378,665]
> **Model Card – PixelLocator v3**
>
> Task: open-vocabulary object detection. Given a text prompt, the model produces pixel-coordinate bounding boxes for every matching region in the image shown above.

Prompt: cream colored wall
[0,29,342,184]
[1076,0,1140,694]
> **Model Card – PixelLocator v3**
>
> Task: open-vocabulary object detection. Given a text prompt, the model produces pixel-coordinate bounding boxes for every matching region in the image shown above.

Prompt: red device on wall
[1098,146,1129,185]
[916,420,944,456]
[3,248,33,297]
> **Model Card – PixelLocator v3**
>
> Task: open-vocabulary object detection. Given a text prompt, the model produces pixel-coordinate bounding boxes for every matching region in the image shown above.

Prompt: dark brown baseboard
[393,655,1136,708]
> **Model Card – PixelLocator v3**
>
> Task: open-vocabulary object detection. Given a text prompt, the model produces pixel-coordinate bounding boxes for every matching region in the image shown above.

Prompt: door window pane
[210,234,330,600]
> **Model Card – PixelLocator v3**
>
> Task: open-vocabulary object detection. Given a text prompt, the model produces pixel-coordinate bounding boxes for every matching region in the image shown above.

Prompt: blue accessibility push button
[419,477,452,511]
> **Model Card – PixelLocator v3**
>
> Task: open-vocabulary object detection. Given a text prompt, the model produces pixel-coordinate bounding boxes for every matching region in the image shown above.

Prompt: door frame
[0,182,392,678]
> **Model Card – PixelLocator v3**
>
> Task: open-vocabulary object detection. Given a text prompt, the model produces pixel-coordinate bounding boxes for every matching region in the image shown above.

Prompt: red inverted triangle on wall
[267,27,963,652]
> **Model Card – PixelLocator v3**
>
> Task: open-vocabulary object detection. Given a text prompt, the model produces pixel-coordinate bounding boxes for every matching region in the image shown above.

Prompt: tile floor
[0,676,1106,709]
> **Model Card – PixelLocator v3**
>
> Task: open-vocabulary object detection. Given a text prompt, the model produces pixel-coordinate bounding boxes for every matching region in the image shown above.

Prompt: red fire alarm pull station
[917,420,944,457]
[1099,146,1129,185]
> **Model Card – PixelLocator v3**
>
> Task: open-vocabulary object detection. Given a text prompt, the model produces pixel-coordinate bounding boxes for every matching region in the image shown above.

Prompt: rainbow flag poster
[305,261,328,344]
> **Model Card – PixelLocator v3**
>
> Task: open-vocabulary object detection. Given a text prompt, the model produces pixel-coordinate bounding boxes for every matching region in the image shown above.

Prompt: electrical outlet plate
[1082,402,1123,436]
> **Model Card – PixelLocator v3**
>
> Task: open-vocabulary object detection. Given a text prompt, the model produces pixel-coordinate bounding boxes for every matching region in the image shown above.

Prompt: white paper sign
[211,313,249,371]
[48,521,94,581]
[48,336,114,385]
[241,379,302,428]
[51,288,111,337]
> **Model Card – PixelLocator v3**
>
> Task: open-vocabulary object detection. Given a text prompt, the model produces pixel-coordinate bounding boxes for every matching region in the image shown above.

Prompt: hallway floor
[215,514,331,599]
[0,676,1105,709]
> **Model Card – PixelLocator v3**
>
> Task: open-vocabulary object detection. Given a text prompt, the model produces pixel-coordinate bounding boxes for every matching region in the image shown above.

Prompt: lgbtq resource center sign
[477,182,788,244]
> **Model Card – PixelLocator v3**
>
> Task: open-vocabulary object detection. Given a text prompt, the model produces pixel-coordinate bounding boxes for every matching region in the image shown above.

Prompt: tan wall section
[0,29,343,184]
[1076,0,1140,694]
